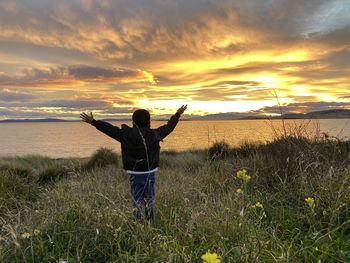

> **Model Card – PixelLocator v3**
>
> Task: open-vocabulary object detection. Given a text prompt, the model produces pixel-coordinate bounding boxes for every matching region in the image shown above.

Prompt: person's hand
[80,112,94,124]
[176,105,187,115]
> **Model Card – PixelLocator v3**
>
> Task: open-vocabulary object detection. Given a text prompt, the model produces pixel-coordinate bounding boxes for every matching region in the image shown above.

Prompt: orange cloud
[0,65,154,87]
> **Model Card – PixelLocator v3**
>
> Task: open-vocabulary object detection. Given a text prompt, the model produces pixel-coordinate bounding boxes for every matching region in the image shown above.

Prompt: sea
[0,119,349,158]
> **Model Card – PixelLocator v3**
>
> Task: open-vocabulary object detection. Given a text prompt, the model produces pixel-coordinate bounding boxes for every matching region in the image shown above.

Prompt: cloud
[1,0,346,60]
[35,99,111,109]
[0,89,35,101]
[0,107,62,119]
[0,100,137,119]
[280,48,350,82]
[0,0,349,119]
[0,65,154,87]
[102,107,136,114]
[0,105,138,120]
[2,94,135,109]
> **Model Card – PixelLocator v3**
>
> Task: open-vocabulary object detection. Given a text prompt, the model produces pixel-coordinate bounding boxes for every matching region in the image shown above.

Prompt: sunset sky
[0,0,349,119]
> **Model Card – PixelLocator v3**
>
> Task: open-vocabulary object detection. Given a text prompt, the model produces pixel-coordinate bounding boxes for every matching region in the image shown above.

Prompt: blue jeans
[129,172,155,221]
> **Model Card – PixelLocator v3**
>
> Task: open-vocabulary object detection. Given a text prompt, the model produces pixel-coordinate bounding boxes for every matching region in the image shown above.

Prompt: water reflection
[0,119,349,157]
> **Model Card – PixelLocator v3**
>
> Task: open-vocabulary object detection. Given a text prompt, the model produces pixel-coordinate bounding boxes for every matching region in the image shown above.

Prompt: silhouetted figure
[80,105,187,221]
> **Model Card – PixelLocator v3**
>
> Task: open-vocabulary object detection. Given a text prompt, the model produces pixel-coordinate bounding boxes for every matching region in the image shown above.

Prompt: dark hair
[132,109,150,127]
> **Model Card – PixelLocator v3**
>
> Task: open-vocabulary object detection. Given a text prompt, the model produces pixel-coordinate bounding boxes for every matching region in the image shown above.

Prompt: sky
[0,0,349,119]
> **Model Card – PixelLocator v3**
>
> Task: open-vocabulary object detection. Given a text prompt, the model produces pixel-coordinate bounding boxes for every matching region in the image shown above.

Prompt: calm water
[0,119,349,158]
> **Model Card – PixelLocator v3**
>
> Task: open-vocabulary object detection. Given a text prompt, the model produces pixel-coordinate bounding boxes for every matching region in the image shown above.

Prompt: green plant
[208,141,230,160]
[0,170,35,214]
[36,165,70,184]
[84,148,119,170]
[0,164,32,179]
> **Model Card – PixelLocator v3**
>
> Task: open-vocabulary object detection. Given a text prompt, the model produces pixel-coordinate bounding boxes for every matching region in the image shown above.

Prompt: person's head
[132,109,150,128]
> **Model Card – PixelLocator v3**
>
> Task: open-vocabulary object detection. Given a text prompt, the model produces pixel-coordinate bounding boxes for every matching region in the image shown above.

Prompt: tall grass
[0,136,349,262]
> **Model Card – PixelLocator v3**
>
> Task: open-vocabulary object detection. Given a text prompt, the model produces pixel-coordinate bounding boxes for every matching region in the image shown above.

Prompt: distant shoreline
[0,117,349,123]
[1,109,349,123]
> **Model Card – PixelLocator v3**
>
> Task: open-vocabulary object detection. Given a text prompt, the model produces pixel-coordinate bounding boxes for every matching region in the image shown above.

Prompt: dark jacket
[91,113,181,171]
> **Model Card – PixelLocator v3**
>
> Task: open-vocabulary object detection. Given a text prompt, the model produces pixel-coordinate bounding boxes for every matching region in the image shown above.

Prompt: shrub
[208,141,230,160]
[36,165,70,184]
[0,164,33,179]
[0,170,34,212]
[84,148,119,170]
[232,135,350,191]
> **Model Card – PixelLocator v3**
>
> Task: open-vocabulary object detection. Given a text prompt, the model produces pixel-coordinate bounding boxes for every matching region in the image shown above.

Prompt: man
[80,105,187,221]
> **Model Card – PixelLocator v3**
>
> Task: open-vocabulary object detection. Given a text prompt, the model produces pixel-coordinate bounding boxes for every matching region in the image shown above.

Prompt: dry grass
[0,137,349,262]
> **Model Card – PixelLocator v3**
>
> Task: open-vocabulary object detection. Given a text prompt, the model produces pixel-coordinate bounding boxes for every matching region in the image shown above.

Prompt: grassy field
[0,135,349,262]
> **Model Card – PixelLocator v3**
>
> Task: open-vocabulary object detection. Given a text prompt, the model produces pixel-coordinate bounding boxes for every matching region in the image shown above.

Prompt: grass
[0,136,349,262]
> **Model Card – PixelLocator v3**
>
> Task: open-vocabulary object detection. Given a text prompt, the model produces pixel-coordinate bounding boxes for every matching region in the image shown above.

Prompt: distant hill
[304,109,350,119]
[0,118,70,123]
[191,112,260,120]
[0,118,128,123]
[1,109,349,122]
[193,109,350,120]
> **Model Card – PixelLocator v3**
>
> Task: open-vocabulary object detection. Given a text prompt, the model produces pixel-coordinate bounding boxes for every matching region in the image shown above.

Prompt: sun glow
[155,49,311,75]
[136,99,276,115]
[251,75,279,88]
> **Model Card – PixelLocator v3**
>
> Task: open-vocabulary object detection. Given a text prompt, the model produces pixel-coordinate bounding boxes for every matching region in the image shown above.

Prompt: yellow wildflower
[201,251,221,263]
[236,169,251,182]
[305,197,315,210]
[236,188,243,194]
[33,229,41,236]
[251,202,264,209]
[21,232,31,239]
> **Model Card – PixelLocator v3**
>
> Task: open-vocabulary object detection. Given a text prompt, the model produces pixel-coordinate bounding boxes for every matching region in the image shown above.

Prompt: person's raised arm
[80,112,123,142]
[155,105,187,140]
